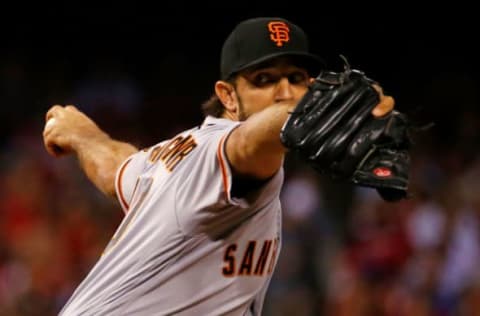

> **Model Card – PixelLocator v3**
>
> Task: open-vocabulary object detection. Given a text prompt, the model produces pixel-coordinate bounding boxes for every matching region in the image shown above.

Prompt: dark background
[2,4,478,143]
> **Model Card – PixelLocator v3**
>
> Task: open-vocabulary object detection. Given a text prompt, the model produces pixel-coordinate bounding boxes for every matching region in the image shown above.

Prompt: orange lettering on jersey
[149,144,165,163]
[238,241,256,276]
[267,237,280,274]
[164,136,197,171]
[268,21,290,47]
[222,244,237,277]
[254,240,272,275]
[222,238,278,277]
[160,136,183,162]
[148,135,197,171]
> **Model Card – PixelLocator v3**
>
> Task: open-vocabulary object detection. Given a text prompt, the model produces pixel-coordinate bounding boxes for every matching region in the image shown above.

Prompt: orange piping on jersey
[217,134,229,201]
[117,158,132,212]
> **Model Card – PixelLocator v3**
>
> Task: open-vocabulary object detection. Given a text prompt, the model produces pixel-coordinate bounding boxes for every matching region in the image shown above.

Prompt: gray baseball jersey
[59,116,283,316]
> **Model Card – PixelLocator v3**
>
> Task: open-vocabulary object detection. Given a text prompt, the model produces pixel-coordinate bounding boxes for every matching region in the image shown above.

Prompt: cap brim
[228,52,326,78]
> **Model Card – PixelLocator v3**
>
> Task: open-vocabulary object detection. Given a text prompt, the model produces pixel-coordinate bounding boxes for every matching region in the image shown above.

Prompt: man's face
[233,59,311,121]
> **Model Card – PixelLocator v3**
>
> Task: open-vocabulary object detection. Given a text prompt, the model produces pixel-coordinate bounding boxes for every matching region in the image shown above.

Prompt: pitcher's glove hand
[280,64,412,201]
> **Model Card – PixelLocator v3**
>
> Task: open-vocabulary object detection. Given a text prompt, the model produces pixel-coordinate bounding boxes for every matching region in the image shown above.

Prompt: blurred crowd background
[1,6,479,316]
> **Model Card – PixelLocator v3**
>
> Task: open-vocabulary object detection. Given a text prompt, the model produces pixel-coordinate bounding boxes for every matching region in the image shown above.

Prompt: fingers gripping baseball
[43,105,67,157]
[44,117,65,156]
[43,105,102,157]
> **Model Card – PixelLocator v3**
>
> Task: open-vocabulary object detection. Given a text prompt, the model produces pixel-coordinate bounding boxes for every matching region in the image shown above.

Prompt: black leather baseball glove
[280,61,412,201]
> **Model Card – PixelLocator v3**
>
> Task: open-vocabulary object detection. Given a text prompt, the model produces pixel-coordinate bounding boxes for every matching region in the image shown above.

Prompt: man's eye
[252,73,277,86]
[288,72,308,84]
[248,71,308,87]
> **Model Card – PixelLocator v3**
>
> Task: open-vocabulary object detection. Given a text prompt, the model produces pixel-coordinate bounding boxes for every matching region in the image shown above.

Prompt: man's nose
[274,77,294,101]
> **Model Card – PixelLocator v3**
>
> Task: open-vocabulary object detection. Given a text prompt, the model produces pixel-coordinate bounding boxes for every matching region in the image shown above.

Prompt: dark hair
[201,76,237,118]
[201,94,225,118]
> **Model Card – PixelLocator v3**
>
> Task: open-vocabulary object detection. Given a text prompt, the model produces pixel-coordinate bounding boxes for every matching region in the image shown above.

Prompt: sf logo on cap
[268,22,290,47]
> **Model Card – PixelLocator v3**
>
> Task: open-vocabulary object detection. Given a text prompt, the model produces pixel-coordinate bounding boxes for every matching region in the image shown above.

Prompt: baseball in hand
[45,117,56,129]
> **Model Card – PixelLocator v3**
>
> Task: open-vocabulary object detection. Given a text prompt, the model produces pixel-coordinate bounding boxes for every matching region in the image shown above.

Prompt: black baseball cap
[220,17,325,79]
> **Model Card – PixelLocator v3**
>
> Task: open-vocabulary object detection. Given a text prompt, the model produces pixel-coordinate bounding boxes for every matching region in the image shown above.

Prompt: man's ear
[215,81,237,113]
